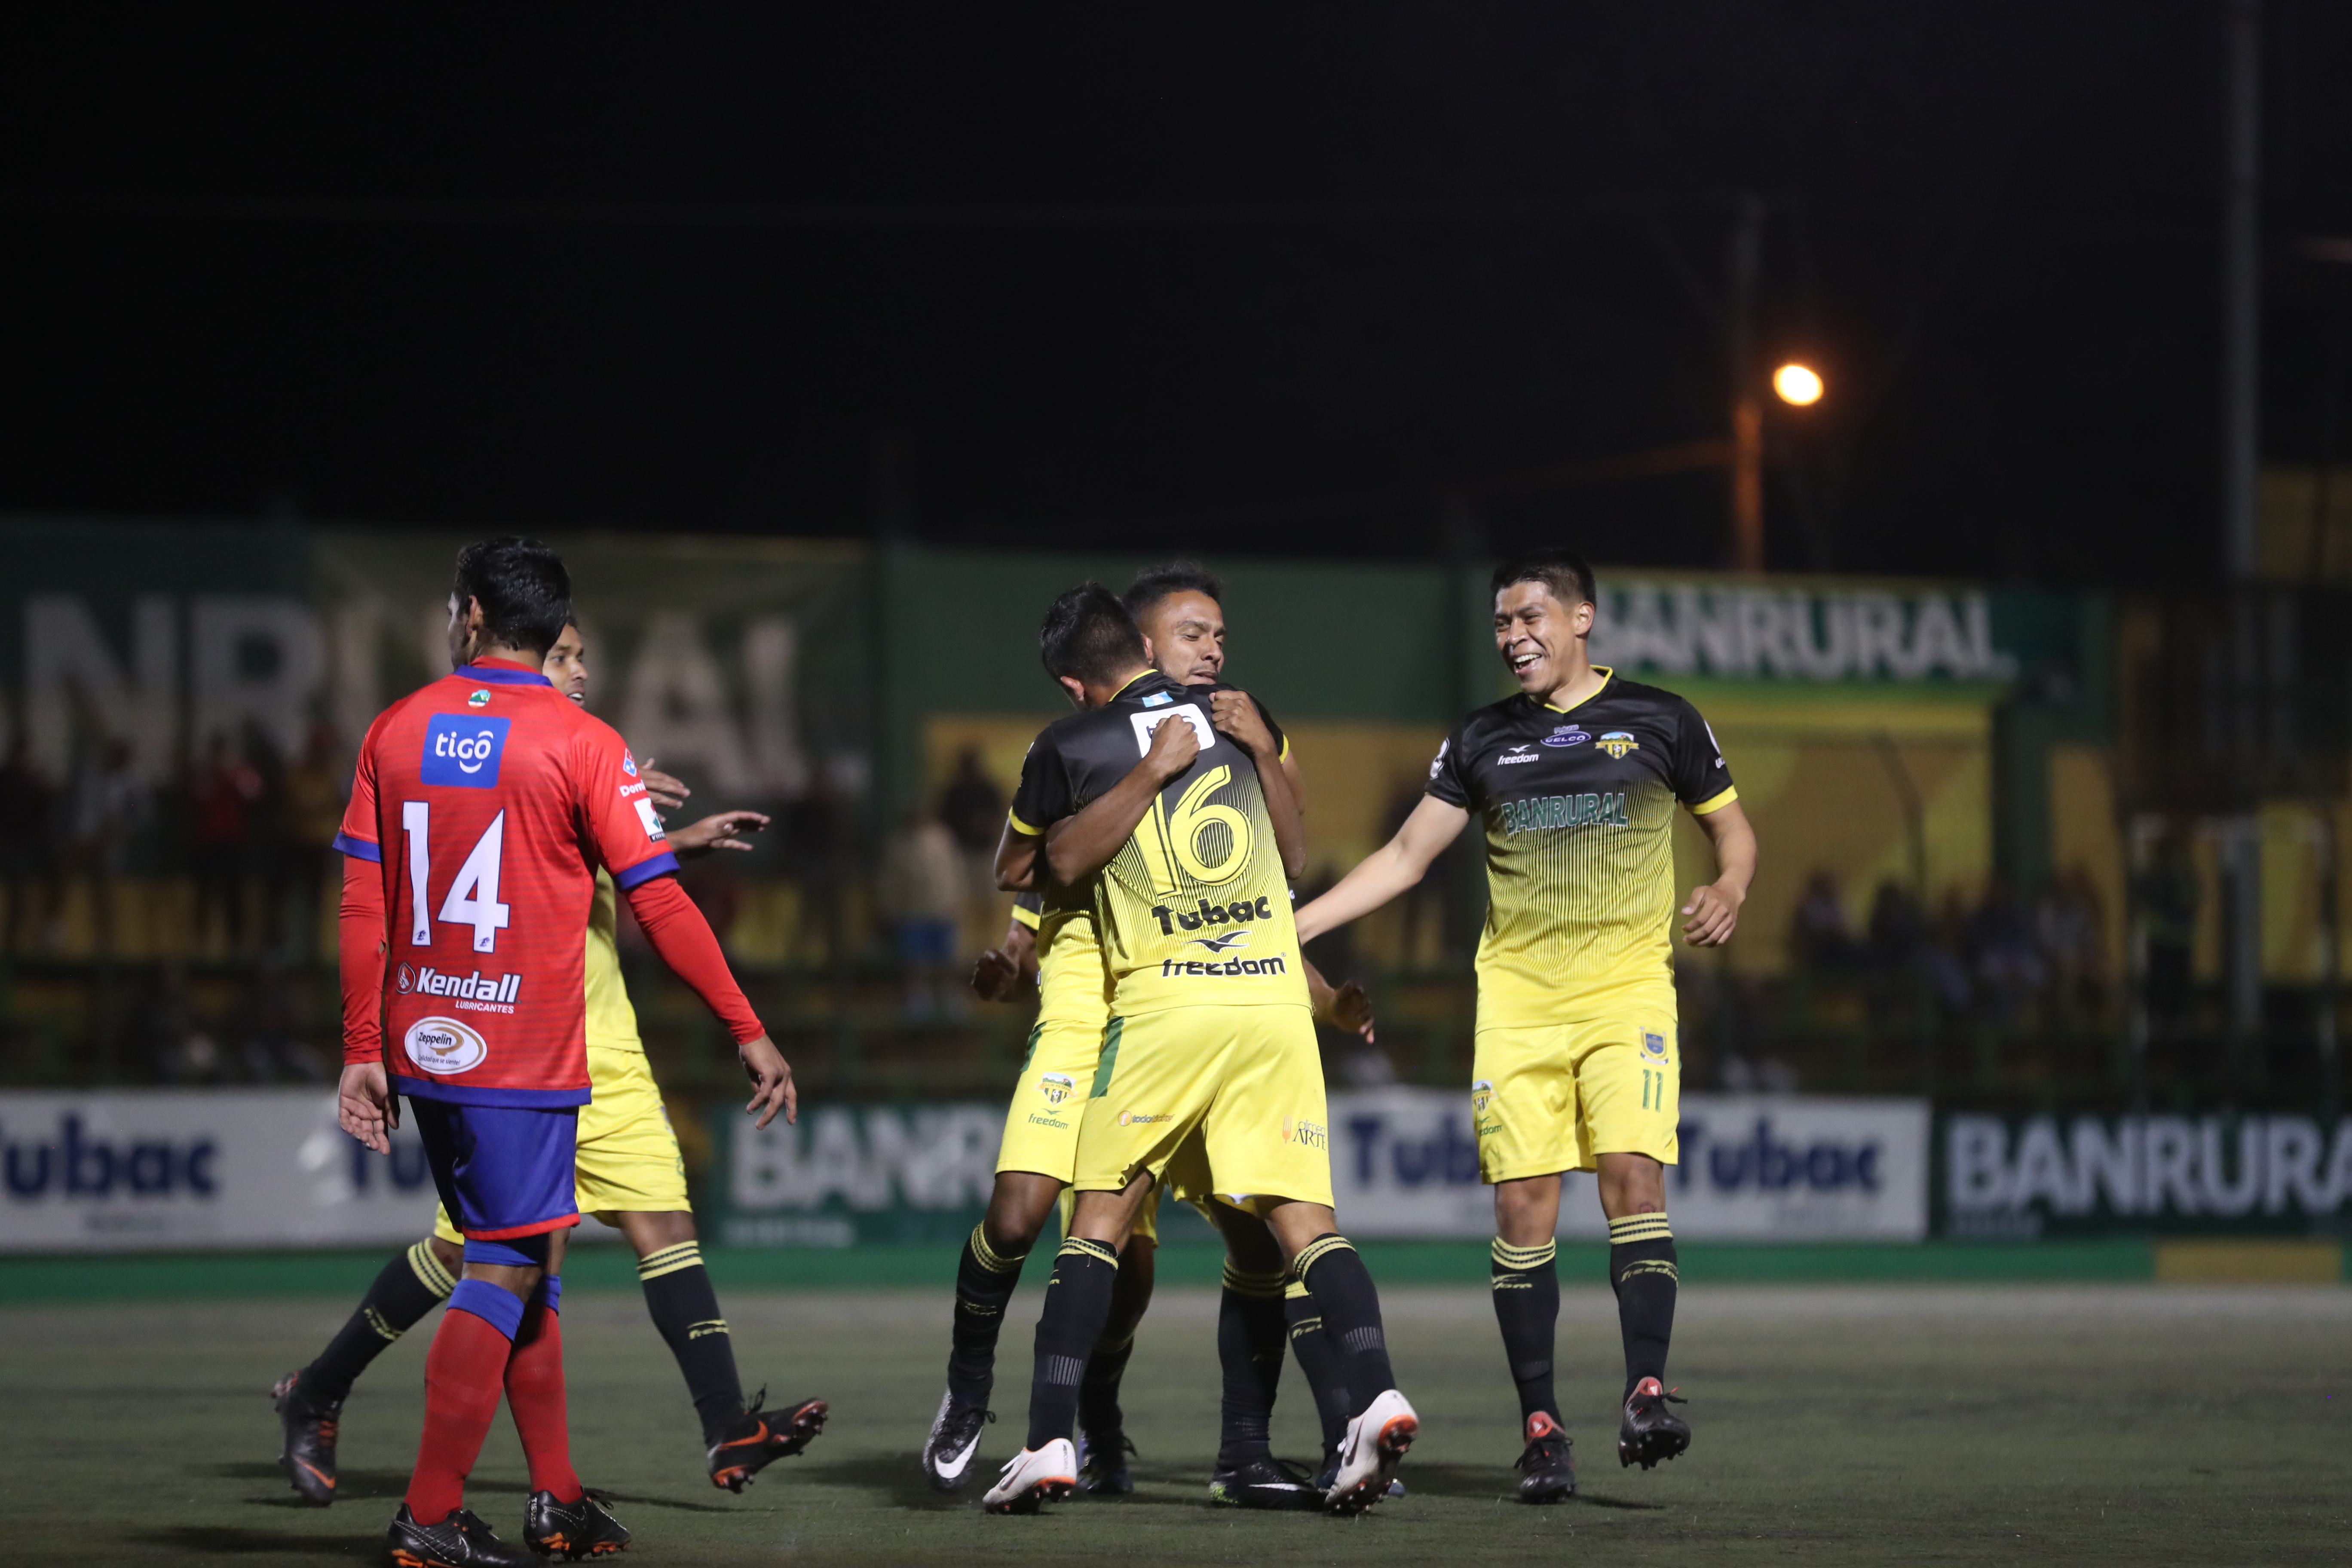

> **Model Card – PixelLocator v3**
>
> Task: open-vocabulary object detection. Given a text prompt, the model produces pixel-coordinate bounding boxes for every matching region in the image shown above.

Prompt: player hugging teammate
[1298,546,1758,1501]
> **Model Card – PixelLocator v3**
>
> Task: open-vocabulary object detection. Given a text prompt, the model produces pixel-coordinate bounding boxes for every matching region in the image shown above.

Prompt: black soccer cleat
[1076,1430,1136,1496]
[707,1388,828,1492]
[1515,1411,1577,1503]
[524,1488,631,1559]
[920,1390,994,1493]
[1208,1456,1322,1511]
[272,1369,341,1506]
[1617,1377,1691,1470]
[386,1504,537,1568]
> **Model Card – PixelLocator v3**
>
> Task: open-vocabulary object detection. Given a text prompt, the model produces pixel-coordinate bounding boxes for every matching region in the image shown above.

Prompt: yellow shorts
[1000,1015,1158,1243]
[1471,1017,1680,1182]
[1073,1003,1332,1210]
[434,1043,689,1242]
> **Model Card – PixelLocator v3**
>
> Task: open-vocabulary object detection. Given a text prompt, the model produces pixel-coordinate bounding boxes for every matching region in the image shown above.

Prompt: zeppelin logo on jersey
[632,796,668,841]
[406,967,521,1004]
[402,1016,488,1075]
[1151,894,1274,934]
[1501,792,1630,835]
[1128,701,1215,757]
[1597,731,1640,759]
[1039,1072,1076,1106]
[1543,725,1589,747]
[420,714,511,788]
[1498,745,1539,765]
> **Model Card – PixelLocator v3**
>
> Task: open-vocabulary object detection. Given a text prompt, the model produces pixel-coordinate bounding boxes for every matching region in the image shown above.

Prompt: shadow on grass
[1398,1463,1664,1510]
[133,1524,374,1556]
[209,1459,507,1506]
[800,1451,980,1510]
[587,1489,743,1516]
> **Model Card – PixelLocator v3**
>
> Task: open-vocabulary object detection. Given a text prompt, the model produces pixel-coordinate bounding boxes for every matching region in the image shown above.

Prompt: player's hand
[971,946,1025,1003]
[1320,978,1377,1043]
[337,1062,395,1154]
[641,760,691,814]
[1208,690,1275,758]
[1681,880,1743,947]
[669,808,771,859]
[1142,712,1200,783]
[738,1033,796,1129]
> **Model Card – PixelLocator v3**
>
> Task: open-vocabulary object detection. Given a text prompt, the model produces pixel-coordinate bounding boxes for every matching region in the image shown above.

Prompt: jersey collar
[1539,664,1613,715]
[458,658,554,687]
[1113,667,1166,699]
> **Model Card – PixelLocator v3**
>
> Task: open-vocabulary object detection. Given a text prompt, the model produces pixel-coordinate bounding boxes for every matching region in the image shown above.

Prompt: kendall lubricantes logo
[402,1016,489,1075]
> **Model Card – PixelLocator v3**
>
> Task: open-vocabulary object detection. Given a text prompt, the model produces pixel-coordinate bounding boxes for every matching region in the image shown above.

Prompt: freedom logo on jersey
[403,1016,488,1075]
[420,714,511,788]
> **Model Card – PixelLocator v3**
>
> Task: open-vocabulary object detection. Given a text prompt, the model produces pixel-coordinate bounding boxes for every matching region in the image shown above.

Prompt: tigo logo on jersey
[421,714,511,788]
[1498,745,1539,766]
[402,1016,488,1075]
[1598,731,1641,759]
[1642,1031,1670,1061]
[1543,725,1588,747]
[1039,1072,1075,1106]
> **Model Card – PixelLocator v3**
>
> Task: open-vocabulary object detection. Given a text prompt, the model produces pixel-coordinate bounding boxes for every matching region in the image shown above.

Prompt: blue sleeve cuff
[333,831,381,863]
[613,850,681,891]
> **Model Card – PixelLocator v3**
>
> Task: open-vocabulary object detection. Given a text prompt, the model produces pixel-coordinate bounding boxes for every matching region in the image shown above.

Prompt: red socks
[505,1289,581,1504]
[404,1305,514,1522]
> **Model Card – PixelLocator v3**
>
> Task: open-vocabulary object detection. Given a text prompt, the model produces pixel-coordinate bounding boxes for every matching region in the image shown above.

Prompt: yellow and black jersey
[583,868,645,1053]
[1009,669,1307,1018]
[1427,667,1736,1028]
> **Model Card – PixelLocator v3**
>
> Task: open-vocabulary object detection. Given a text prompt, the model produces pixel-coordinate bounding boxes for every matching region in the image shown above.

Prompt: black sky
[7,4,2352,585]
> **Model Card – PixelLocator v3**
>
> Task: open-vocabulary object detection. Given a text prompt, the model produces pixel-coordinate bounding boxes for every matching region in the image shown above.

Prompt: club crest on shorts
[1642,1031,1669,1061]
[402,1015,488,1075]
[1471,1078,1495,1114]
[1598,731,1641,760]
[1038,1071,1075,1106]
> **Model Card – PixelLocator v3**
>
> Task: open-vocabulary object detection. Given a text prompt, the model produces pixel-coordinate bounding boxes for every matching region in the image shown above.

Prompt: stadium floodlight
[1773,363,1824,406]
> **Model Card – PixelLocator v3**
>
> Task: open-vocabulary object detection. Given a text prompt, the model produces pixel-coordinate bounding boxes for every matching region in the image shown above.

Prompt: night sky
[7,4,2352,585]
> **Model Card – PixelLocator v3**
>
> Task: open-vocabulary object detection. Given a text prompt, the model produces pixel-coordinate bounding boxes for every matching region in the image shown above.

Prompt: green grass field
[6,1274,2347,1565]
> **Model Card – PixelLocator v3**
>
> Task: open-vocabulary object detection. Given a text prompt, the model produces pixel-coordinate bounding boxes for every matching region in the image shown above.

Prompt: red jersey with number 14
[334,658,678,1107]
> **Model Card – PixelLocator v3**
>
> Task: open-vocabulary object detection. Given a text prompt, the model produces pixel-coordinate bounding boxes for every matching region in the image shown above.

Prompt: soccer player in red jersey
[335,539,793,1568]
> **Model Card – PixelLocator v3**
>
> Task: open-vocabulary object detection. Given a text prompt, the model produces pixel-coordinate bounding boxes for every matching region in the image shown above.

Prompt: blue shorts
[898,918,957,965]
[409,1097,581,1241]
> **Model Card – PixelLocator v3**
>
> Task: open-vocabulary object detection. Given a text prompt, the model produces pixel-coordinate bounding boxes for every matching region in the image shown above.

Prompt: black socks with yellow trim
[1290,1234,1393,1415]
[947,1223,1029,1406]
[304,1240,456,1403]
[637,1239,747,1445]
[1025,1237,1121,1449]
[1284,1279,1354,1462]
[1608,1212,1678,1399]
[1490,1236,1561,1425]
[1216,1261,1289,1467]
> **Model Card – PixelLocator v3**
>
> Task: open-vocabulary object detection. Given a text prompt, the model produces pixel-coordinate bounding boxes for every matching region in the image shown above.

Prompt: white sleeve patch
[632,796,668,841]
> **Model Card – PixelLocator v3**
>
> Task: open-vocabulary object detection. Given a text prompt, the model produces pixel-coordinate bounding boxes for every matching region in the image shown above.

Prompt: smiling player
[1294,547,1757,1502]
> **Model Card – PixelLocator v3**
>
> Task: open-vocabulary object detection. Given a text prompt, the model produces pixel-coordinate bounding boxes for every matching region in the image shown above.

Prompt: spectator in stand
[189,732,262,956]
[937,745,1007,945]
[1789,870,1867,980]
[2134,830,2199,1035]
[280,720,346,961]
[0,732,57,953]
[879,803,967,1020]
[1965,878,2048,1024]
[67,736,151,958]
[2035,866,2107,1028]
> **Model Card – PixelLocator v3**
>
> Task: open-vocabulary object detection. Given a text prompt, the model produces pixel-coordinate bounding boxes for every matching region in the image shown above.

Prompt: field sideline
[7,1281,2345,1565]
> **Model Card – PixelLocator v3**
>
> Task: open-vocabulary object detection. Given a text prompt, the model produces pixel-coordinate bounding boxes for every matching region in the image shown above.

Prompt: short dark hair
[1124,560,1225,621]
[452,537,573,658]
[1039,582,1149,686]
[1491,547,1596,611]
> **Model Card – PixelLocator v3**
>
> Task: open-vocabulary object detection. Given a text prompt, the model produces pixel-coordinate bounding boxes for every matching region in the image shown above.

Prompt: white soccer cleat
[1325,1390,1418,1515]
[982,1437,1078,1514]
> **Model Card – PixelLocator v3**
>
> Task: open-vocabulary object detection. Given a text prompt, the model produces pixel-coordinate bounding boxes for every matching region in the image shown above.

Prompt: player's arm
[993,816,1039,893]
[1039,714,1200,886]
[1208,690,1305,879]
[972,900,1040,1003]
[1681,797,1755,947]
[1292,794,1469,943]
[638,763,770,860]
[1304,956,1375,1043]
[331,731,395,1152]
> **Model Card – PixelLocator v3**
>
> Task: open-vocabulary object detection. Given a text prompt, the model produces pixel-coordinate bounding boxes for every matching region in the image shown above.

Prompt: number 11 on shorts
[1641,1068,1665,1111]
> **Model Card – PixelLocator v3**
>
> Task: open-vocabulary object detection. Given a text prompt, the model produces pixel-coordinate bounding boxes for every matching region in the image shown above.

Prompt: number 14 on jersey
[401,801,511,952]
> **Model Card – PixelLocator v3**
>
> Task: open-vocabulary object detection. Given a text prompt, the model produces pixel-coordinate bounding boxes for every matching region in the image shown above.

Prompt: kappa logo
[420,714,511,789]
[1039,1072,1076,1107]
[402,1016,488,1076]
[1189,930,1251,953]
[1498,744,1540,766]
[1542,725,1588,748]
[1598,731,1641,760]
